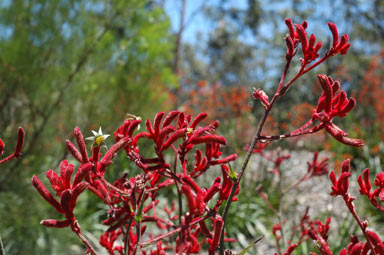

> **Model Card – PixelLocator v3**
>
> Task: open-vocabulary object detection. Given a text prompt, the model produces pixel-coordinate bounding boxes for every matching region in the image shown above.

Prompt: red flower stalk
[0,127,25,164]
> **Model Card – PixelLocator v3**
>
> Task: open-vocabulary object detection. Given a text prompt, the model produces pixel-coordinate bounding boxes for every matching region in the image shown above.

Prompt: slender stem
[100,177,129,196]
[0,153,17,164]
[342,195,377,255]
[277,175,286,249]
[140,215,209,247]
[124,218,133,255]
[219,59,299,254]
[0,234,5,255]
[219,50,326,254]
[134,190,145,255]
[282,172,311,194]
[74,227,98,255]
[258,125,323,141]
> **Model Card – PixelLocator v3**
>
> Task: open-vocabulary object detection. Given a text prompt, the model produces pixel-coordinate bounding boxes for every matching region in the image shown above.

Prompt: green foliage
[0,0,176,253]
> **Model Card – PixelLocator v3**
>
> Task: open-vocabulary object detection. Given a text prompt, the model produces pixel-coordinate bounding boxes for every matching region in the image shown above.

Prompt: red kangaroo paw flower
[283,244,299,255]
[329,159,352,197]
[285,35,295,59]
[74,127,89,163]
[285,18,296,39]
[190,112,208,130]
[182,175,202,194]
[210,153,237,165]
[60,160,74,190]
[328,22,339,49]
[14,127,25,158]
[99,137,130,171]
[66,140,83,163]
[295,24,308,53]
[145,119,155,136]
[60,189,74,218]
[181,184,196,214]
[189,134,227,145]
[71,182,89,210]
[153,112,165,137]
[208,216,224,253]
[32,175,63,213]
[0,138,4,155]
[161,128,187,151]
[328,22,351,55]
[253,88,270,109]
[72,162,93,187]
[204,179,221,203]
[162,110,180,128]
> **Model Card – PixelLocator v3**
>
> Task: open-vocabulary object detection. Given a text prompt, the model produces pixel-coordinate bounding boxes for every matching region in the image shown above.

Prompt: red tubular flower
[329,159,351,197]
[283,19,322,62]
[366,231,384,254]
[66,140,83,163]
[282,244,299,255]
[219,165,239,201]
[99,136,130,173]
[74,127,89,163]
[357,169,384,211]
[308,229,333,255]
[32,159,90,230]
[312,75,364,147]
[272,224,282,241]
[208,215,224,254]
[14,127,25,158]
[253,88,270,109]
[189,134,227,146]
[182,184,200,215]
[0,138,4,156]
[210,153,237,165]
[328,22,351,55]
[308,152,329,177]
[0,127,25,164]
[32,175,63,213]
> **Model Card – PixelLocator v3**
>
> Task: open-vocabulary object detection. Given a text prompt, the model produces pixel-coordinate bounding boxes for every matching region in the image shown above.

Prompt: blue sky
[164,0,249,44]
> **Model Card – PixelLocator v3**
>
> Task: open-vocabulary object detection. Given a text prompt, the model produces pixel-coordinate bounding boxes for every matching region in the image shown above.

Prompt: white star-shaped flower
[86,127,110,147]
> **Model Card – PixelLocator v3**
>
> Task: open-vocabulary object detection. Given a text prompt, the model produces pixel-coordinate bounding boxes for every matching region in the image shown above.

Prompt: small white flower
[126,113,142,130]
[86,127,110,147]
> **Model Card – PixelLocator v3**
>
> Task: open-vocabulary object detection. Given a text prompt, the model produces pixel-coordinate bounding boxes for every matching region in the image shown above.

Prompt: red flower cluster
[307,152,329,177]
[284,19,350,63]
[285,19,322,62]
[357,169,384,212]
[32,111,239,254]
[313,74,364,147]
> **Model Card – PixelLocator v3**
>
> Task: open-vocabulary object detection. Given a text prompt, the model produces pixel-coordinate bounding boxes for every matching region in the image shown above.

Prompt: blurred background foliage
[0,0,383,254]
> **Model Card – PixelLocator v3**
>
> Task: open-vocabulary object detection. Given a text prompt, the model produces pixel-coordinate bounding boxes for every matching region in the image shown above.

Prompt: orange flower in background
[358,49,384,129]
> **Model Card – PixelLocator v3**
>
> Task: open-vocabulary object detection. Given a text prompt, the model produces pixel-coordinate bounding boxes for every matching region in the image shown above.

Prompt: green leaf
[239,236,263,255]
[228,163,238,182]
